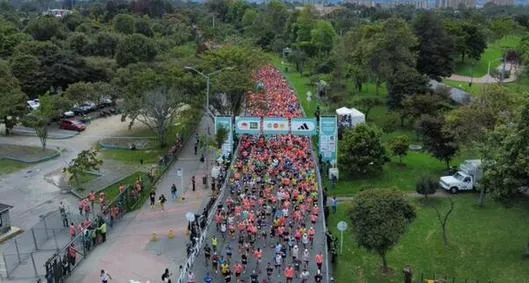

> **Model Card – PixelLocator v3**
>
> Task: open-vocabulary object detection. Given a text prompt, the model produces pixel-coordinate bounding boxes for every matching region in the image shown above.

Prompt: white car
[27,99,40,111]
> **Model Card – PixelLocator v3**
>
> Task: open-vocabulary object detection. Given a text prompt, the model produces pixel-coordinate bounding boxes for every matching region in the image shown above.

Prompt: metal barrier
[0,210,84,280]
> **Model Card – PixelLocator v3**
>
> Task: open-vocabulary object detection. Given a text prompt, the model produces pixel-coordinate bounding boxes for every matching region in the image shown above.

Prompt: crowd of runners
[188,66,328,283]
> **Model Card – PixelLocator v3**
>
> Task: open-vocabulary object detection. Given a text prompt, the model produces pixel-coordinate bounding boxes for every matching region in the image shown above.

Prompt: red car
[59,119,86,131]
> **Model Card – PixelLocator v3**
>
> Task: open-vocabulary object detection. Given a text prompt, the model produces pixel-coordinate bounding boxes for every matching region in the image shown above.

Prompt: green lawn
[99,172,150,204]
[0,159,28,175]
[101,148,165,165]
[454,35,521,77]
[329,195,529,283]
[326,150,476,196]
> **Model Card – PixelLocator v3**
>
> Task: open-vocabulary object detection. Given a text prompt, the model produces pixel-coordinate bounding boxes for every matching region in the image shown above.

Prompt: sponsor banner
[291,118,317,136]
[214,116,233,155]
[263,117,290,135]
[319,116,338,163]
[235,117,261,134]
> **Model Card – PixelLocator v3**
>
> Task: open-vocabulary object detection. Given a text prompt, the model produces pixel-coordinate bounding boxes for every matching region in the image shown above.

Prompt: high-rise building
[485,0,514,5]
[436,0,476,8]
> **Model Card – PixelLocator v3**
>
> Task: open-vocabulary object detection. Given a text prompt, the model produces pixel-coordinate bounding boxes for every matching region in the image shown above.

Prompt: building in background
[436,0,476,8]
[485,0,514,5]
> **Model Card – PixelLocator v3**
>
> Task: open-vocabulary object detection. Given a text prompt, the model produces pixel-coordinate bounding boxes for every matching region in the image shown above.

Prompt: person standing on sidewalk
[100,270,112,283]
[331,196,337,214]
[159,194,167,211]
[149,191,156,208]
[192,176,196,191]
[171,184,177,201]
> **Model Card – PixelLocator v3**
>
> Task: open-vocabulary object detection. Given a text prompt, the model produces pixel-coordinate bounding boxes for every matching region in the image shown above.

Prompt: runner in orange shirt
[315,251,324,271]
[283,265,295,283]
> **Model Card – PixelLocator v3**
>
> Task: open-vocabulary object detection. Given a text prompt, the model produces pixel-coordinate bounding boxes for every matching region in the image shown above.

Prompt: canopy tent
[336,107,365,128]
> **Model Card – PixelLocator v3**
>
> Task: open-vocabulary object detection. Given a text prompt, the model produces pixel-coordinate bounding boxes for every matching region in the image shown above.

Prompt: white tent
[336,107,365,128]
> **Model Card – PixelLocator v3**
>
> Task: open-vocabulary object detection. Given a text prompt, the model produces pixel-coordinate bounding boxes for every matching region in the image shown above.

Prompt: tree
[355,97,383,121]
[310,20,337,55]
[67,32,90,55]
[116,33,157,66]
[339,124,388,176]
[432,198,455,247]
[481,101,529,202]
[387,67,429,126]
[113,14,135,35]
[415,176,437,201]
[64,148,103,188]
[390,135,410,164]
[0,60,27,135]
[349,189,416,271]
[413,12,456,80]
[88,32,122,57]
[64,81,115,104]
[22,94,70,149]
[402,92,450,123]
[214,70,253,115]
[9,54,46,98]
[444,21,486,63]
[417,114,459,169]
[24,16,65,41]
[0,33,32,58]
[134,16,154,37]
[135,87,186,147]
[215,126,228,149]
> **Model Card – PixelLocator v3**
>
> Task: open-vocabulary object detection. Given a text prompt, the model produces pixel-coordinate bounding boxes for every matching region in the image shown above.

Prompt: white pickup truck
[439,160,482,194]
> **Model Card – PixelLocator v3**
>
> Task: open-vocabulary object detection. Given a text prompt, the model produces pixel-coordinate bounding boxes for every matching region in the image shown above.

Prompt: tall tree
[417,114,459,169]
[481,101,529,202]
[310,20,337,55]
[339,124,388,176]
[113,14,135,35]
[413,12,456,81]
[115,33,157,66]
[0,60,27,135]
[22,93,70,149]
[24,16,66,41]
[349,189,416,271]
[136,87,186,147]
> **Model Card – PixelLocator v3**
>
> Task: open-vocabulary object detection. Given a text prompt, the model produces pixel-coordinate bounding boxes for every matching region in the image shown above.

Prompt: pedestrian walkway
[66,113,216,283]
[447,63,519,84]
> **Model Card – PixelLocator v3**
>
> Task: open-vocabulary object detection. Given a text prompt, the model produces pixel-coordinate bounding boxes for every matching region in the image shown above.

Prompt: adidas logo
[297,123,310,130]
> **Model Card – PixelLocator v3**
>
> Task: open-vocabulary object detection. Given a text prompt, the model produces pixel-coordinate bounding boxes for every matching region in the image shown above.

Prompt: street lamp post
[184,66,233,180]
[184,66,234,115]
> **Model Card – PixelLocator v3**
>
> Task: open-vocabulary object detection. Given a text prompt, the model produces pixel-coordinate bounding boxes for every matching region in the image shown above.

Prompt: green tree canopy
[113,14,135,35]
[413,12,456,80]
[339,124,388,176]
[116,33,157,66]
[349,189,416,271]
[0,60,27,135]
[24,16,66,41]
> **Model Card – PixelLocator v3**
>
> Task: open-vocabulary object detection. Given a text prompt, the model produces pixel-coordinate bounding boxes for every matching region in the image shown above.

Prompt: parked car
[62,111,75,118]
[59,119,86,131]
[27,99,40,111]
[80,101,97,112]
[98,96,114,109]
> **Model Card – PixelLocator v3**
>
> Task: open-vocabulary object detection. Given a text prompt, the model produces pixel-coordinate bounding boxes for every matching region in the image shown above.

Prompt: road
[0,115,145,231]
[447,63,519,84]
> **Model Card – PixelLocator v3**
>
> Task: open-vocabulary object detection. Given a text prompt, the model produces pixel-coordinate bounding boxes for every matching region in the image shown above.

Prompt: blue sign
[291,118,317,136]
[263,117,290,135]
[319,116,338,163]
[235,117,261,135]
[215,116,233,155]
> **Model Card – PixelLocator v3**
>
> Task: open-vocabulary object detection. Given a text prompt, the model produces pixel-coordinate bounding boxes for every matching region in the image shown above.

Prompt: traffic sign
[337,221,348,231]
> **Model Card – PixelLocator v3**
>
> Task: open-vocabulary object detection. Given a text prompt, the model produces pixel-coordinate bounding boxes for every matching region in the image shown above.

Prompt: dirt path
[447,63,519,84]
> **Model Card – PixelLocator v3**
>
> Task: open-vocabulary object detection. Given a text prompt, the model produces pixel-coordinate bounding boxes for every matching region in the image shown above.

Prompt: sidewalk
[66,114,216,283]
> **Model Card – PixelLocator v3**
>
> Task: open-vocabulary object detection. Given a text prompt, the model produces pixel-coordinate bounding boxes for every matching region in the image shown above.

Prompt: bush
[381,112,400,133]
[416,176,438,200]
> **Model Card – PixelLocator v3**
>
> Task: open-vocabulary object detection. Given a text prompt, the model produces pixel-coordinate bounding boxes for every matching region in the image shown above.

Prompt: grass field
[328,195,529,283]
[101,148,165,165]
[0,159,28,175]
[454,35,521,77]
